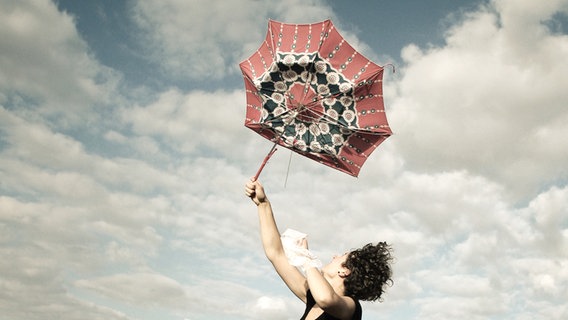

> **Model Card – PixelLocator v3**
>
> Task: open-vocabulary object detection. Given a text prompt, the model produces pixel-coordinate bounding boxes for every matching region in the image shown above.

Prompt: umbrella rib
[257,89,388,136]
[305,90,391,135]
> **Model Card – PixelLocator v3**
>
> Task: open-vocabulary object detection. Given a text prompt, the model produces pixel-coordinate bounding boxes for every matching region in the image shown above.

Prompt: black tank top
[299,290,362,320]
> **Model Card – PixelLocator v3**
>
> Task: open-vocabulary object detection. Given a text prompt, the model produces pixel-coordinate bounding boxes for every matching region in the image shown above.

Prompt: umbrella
[240,19,392,178]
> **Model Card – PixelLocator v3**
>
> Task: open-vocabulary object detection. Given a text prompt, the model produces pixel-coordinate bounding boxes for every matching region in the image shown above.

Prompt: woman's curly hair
[343,242,393,301]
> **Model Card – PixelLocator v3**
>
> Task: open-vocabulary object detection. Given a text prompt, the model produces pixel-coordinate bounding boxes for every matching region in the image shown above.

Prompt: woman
[245,179,393,320]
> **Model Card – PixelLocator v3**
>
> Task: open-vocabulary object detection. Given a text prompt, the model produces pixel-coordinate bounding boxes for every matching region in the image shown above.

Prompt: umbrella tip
[384,63,396,74]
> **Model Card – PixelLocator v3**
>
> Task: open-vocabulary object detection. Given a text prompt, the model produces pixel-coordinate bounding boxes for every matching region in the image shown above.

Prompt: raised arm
[245,179,308,301]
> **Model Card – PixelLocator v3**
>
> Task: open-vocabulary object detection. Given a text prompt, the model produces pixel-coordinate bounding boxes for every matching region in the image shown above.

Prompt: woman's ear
[337,269,351,278]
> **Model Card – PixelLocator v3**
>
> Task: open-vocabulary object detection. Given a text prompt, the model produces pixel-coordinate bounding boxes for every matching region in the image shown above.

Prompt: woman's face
[332,252,348,264]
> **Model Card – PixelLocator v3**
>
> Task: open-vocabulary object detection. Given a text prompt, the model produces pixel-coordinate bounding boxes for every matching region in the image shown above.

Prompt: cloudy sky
[1,0,567,319]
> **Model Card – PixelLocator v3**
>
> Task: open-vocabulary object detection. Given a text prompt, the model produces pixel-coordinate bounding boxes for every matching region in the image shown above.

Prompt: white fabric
[281,228,322,270]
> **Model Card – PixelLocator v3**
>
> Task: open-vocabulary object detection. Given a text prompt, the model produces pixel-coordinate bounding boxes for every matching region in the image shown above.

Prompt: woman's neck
[323,272,346,296]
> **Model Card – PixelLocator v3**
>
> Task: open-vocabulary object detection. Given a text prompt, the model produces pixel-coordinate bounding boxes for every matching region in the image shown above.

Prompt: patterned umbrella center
[285,82,322,123]
[257,52,359,156]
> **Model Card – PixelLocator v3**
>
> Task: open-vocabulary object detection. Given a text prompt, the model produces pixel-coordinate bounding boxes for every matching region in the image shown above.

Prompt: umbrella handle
[253,143,278,180]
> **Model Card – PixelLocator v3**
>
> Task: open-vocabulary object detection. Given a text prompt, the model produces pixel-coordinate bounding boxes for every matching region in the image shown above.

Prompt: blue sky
[1,0,568,319]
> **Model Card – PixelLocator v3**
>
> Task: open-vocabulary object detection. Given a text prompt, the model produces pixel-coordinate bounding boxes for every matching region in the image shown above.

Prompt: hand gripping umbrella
[240,19,392,179]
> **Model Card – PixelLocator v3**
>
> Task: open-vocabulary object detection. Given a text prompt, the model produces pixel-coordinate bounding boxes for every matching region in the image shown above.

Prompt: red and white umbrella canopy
[240,19,392,177]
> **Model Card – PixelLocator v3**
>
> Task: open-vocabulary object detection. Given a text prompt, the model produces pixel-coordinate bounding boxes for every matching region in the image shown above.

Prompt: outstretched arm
[245,179,308,302]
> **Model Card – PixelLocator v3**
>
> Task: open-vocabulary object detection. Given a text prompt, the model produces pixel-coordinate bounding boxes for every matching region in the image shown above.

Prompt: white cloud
[130,0,335,80]
[248,296,289,319]
[390,0,568,200]
[119,88,248,157]
[75,272,187,307]
[0,0,119,123]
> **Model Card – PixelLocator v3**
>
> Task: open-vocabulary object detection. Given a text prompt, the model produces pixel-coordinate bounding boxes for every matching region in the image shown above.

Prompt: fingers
[245,178,262,193]
[248,177,261,188]
[245,179,254,191]
[299,237,309,250]
[245,179,266,205]
[245,179,258,198]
